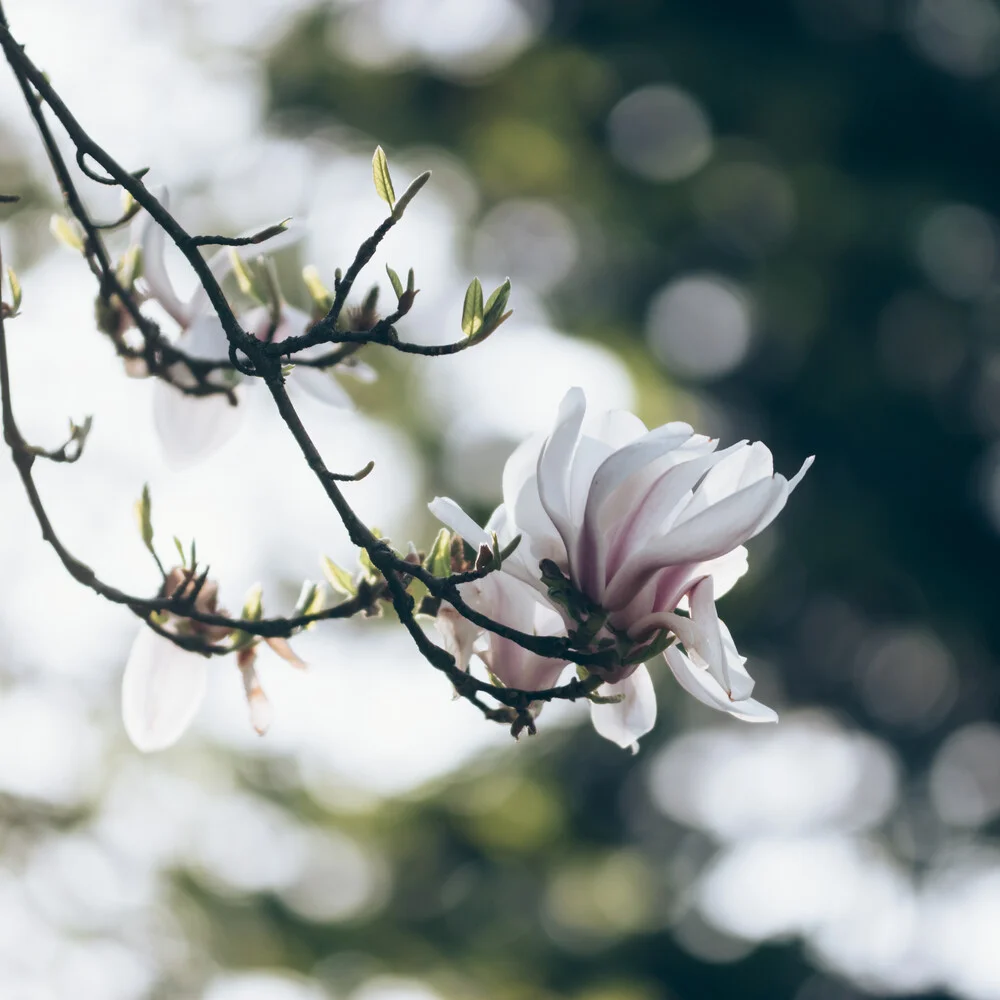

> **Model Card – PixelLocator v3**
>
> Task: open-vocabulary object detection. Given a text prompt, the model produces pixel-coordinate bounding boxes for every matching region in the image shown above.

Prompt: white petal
[746,454,815,540]
[291,366,355,408]
[665,646,777,723]
[589,664,658,752]
[689,575,730,693]
[121,626,209,752]
[153,380,245,469]
[675,441,772,525]
[536,387,587,554]
[428,496,491,548]
[181,314,231,362]
[137,192,188,326]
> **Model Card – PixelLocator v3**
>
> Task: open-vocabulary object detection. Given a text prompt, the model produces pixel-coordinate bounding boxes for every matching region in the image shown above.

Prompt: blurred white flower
[431,387,812,749]
[121,568,303,752]
[134,198,373,467]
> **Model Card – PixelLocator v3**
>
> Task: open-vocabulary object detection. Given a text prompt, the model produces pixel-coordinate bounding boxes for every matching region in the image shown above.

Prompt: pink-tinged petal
[603,442,744,593]
[264,636,307,670]
[746,454,815,541]
[152,380,245,469]
[137,193,188,326]
[590,664,658,753]
[428,497,491,548]
[579,422,696,595]
[121,626,209,752]
[477,572,569,691]
[665,646,777,723]
[536,387,586,555]
[603,477,781,610]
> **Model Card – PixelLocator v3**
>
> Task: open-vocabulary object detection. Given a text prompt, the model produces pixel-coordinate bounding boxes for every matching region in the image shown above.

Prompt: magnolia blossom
[121,568,304,752]
[134,202,373,467]
[431,387,812,750]
[437,560,568,691]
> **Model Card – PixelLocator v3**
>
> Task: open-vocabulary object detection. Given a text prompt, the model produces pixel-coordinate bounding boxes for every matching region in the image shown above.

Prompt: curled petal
[589,664,658,753]
[665,645,777,723]
[121,626,209,752]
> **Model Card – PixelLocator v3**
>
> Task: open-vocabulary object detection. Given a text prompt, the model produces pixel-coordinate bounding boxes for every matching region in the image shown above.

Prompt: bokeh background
[1,0,999,997]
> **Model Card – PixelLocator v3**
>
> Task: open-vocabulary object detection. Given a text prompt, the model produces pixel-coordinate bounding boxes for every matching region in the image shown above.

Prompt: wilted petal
[121,626,209,752]
[589,664,657,753]
[665,645,777,723]
[152,380,244,469]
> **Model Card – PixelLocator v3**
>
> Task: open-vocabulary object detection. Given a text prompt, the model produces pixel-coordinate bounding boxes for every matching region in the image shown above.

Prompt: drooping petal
[428,496,491,548]
[589,664,658,753]
[121,626,209,752]
[665,645,777,723]
[152,379,245,469]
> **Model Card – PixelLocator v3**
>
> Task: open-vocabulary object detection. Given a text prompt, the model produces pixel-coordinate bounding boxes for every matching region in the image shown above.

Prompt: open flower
[121,568,304,752]
[430,387,812,747]
[133,199,372,467]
